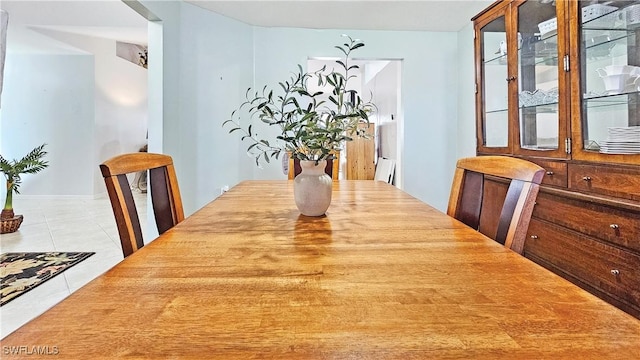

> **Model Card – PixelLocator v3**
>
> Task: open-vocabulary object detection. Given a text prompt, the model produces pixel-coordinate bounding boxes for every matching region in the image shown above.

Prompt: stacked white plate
[599,126,640,154]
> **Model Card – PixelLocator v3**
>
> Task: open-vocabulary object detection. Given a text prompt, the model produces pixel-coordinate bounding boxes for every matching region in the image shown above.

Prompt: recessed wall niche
[116,41,147,69]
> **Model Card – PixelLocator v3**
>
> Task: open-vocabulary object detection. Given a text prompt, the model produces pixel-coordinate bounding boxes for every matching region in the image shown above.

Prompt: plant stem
[4,181,13,211]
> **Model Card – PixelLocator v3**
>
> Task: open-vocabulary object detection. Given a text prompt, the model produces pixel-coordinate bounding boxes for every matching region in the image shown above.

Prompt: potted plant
[223,35,376,216]
[0,143,49,233]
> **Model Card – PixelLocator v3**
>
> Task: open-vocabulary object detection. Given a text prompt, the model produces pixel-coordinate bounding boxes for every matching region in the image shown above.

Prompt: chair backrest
[447,156,545,254]
[100,153,184,258]
[288,151,340,180]
[374,157,395,184]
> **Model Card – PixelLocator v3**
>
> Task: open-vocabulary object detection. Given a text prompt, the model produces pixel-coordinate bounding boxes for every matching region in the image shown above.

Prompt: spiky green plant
[0,144,49,216]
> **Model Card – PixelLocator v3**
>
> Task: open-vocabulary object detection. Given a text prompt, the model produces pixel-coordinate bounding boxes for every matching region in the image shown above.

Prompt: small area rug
[0,252,95,306]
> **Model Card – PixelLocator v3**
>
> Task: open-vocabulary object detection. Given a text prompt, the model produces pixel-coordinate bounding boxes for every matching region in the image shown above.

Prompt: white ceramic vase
[294,160,332,216]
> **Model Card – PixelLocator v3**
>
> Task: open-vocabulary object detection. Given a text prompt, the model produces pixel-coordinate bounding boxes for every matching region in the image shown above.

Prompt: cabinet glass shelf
[581,6,629,31]
[583,29,635,63]
[519,103,559,113]
[485,108,509,115]
[485,53,508,65]
[520,50,559,66]
[521,144,558,151]
[520,34,559,66]
[583,92,640,109]
[584,30,631,46]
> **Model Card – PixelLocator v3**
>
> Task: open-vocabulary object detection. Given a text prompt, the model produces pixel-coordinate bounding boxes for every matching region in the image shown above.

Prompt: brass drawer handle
[610,224,620,230]
[611,269,620,276]
[582,176,592,181]
[546,171,554,176]
[530,235,539,239]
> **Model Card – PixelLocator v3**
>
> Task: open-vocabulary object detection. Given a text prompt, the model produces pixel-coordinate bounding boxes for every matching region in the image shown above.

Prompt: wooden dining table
[2,180,640,358]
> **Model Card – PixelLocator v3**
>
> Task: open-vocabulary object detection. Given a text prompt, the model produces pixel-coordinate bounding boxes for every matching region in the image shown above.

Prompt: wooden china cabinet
[473,0,640,318]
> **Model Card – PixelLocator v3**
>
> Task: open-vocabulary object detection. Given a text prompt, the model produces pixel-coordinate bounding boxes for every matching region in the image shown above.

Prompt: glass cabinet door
[574,0,640,162]
[514,0,568,157]
[477,6,511,153]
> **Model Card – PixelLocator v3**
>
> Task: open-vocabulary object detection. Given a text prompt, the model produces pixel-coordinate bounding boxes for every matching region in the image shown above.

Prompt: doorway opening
[307,58,403,187]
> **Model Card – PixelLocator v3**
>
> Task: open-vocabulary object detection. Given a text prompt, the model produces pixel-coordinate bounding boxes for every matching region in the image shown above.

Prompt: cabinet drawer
[525,219,640,311]
[568,164,640,201]
[526,158,567,188]
[533,191,640,252]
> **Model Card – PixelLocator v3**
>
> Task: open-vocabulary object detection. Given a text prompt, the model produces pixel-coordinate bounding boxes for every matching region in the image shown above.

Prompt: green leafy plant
[0,143,49,218]
[223,35,376,166]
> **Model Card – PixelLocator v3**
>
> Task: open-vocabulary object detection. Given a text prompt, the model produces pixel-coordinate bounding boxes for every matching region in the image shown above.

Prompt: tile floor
[0,192,147,339]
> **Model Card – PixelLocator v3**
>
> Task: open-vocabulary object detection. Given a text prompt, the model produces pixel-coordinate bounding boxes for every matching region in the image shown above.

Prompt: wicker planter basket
[1,215,23,234]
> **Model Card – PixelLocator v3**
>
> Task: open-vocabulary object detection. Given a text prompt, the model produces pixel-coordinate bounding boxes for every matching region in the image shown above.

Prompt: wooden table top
[3,181,640,358]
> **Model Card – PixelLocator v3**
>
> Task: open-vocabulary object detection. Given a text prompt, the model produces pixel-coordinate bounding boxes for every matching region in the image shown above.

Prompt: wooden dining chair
[447,156,545,254]
[288,151,340,180]
[100,153,184,258]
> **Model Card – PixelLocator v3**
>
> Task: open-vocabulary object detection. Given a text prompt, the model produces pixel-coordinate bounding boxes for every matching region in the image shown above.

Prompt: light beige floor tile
[12,208,47,227]
[57,237,121,258]
[48,220,108,240]
[0,223,55,253]
[65,253,123,292]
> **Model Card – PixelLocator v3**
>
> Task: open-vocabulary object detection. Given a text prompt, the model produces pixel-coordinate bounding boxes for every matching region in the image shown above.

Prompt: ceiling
[1,0,149,52]
[1,0,494,53]
[184,0,494,32]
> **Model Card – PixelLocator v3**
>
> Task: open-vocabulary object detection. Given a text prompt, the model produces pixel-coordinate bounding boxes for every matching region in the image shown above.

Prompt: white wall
[366,61,400,125]
[252,28,460,210]
[456,22,479,160]
[0,31,148,198]
[36,29,149,195]
[0,54,94,196]
[366,61,400,161]
[0,0,148,199]
[141,0,254,215]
